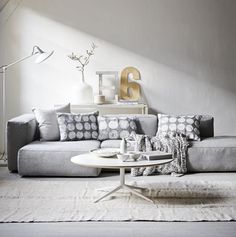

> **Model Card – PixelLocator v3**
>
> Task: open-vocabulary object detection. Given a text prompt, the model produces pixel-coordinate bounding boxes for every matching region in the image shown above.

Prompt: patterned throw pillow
[98,116,137,141]
[57,112,99,141]
[157,114,202,141]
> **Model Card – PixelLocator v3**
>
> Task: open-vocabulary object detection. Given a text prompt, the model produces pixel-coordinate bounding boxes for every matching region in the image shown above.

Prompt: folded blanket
[127,133,189,176]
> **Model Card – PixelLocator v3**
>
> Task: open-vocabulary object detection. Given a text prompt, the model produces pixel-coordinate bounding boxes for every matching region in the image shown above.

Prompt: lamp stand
[0,45,54,162]
[0,66,6,162]
[0,55,37,162]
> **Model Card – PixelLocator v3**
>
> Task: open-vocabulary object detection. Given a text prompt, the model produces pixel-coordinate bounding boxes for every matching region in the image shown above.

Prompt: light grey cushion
[18,140,101,176]
[101,140,121,148]
[187,136,236,172]
[57,112,98,141]
[98,116,137,141]
[33,103,70,141]
[157,114,202,141]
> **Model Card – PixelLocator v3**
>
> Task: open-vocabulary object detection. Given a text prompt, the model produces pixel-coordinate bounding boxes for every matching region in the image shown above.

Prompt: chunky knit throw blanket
[127,133,189,177]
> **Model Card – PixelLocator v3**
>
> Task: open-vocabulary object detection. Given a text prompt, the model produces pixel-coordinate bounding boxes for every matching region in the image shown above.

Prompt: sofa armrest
[7,114,37,172]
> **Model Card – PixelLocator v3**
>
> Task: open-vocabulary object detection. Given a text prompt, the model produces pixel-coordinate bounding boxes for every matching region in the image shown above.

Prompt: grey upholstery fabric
[7,114,37,172]
[135,114,158,136]
[199,115,214,138]
[100,114,158,137]
[102,136,236,172]
[101,140,121,148]
[187,136,236,172]
[18,140,101,176]
[9,113,236,175]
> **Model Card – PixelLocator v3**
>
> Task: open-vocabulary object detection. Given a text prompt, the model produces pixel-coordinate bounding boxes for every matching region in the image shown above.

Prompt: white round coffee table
[71,153,173,203]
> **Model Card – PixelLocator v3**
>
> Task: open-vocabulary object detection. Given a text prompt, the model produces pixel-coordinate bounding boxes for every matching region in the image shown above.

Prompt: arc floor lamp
[0,45,54,161]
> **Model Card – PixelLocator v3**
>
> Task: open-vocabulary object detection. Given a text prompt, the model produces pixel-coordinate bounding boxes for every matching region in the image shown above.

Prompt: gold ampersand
[120,67,141,100]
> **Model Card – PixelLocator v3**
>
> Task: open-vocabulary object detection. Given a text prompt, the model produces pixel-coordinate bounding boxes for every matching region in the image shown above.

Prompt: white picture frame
[96,71,119,103]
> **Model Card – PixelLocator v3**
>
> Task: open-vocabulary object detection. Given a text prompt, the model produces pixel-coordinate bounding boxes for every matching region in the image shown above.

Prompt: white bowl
[117,154,130,162]
[128,152,141,161]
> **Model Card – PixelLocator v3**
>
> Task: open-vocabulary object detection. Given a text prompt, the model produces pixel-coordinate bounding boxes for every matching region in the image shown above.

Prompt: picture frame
[96,71,119,103]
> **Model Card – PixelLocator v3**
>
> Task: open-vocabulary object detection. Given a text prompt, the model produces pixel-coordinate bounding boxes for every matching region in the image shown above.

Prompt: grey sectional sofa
[7,114,236,176]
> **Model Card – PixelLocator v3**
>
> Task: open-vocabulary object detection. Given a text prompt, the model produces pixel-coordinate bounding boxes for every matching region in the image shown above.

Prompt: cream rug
[0,179,236,222]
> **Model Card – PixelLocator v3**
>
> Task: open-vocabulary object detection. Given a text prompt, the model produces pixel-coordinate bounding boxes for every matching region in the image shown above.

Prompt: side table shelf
[70,103,148,115]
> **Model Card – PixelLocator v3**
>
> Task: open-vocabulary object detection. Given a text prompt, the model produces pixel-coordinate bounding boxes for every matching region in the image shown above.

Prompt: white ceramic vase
[76,80,93,104]
[74,70,93,104]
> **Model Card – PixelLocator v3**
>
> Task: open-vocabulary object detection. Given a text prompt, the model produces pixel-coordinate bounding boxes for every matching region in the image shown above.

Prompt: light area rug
[0,179,236,222]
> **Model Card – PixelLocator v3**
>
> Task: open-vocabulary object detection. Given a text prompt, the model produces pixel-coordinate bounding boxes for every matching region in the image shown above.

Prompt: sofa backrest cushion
[199,115,214,138]
[98,114,158,137]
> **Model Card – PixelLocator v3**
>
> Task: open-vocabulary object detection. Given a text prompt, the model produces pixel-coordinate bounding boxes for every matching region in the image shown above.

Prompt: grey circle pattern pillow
[98,116,137,141]
[57,112,99,141]
[157,114,202,141]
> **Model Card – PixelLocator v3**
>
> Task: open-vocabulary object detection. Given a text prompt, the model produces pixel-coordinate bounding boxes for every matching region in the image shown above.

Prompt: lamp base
[0,152,7,162]
[0,152,7,167]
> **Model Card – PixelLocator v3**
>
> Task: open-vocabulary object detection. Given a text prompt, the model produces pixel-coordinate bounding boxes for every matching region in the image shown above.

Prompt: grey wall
[0,0,236,150]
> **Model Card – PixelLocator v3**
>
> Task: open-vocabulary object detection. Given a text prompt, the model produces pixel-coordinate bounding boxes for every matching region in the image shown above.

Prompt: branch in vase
[68,42,98,71]
[76,66,83,71]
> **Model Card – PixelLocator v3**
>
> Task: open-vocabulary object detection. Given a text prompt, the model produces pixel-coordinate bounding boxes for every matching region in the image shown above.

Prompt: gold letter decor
[120,67,141,101]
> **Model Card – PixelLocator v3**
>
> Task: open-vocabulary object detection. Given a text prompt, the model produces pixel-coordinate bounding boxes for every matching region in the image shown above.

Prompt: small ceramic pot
[94,95,105,104]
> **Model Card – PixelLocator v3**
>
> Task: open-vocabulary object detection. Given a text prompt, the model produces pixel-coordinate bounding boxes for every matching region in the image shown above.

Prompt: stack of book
[117,100,139,105]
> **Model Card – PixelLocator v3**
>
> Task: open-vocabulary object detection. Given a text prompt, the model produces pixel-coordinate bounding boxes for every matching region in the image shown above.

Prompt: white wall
[0,0,236,150]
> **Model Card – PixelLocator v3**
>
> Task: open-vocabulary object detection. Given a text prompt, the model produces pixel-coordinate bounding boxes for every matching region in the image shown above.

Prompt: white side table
[69,103,148,115]
[71,153,172,203]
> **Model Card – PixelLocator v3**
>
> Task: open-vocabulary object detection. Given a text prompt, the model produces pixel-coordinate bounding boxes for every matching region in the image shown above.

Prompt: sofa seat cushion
[188,136,236,172]
[101,139,136,151]
[102,137,236,173]
[18,140,101,176]
[100,140,121,148]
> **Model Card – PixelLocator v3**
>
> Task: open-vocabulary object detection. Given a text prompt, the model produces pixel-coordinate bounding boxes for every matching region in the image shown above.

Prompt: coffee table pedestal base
[94,168,154,203]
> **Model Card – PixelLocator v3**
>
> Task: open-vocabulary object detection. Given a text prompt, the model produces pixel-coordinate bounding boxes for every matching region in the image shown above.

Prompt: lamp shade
[32,45,54,64]
[35,51,54,64]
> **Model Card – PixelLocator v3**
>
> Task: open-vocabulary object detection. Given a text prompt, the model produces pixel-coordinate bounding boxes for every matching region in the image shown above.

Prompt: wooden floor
[0,166,236,237]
